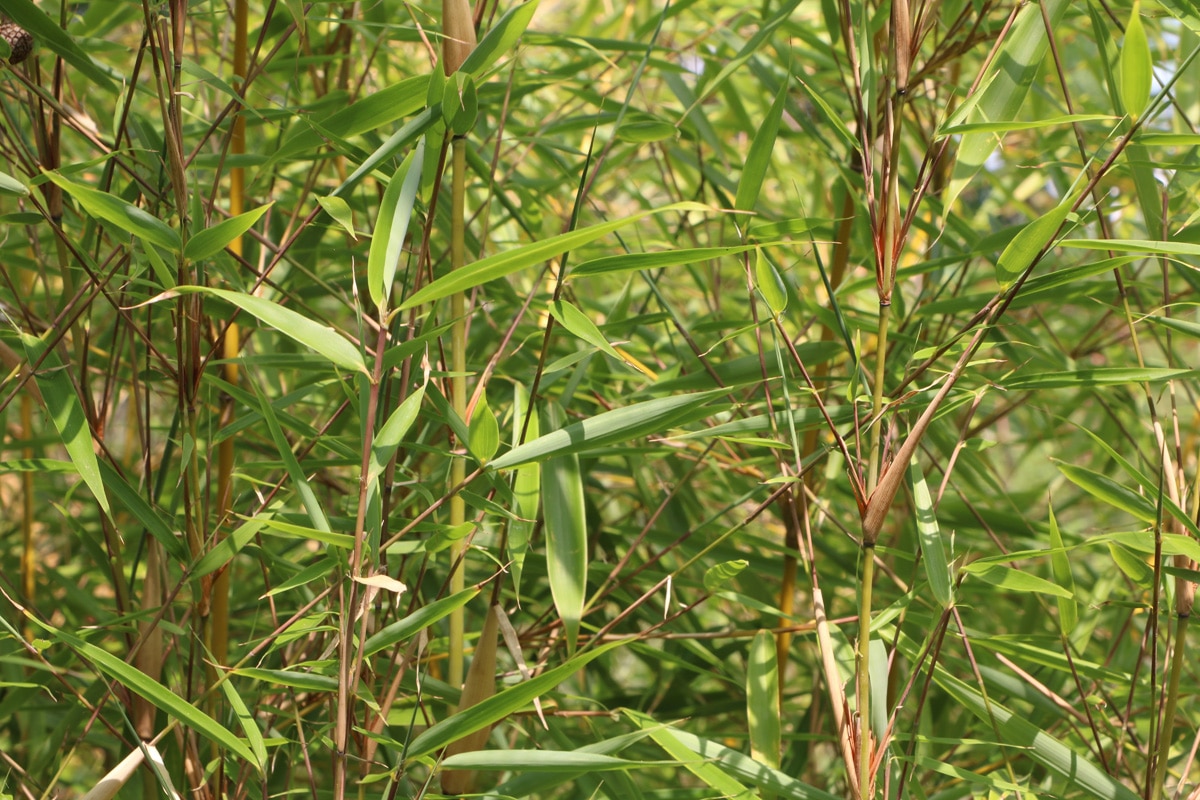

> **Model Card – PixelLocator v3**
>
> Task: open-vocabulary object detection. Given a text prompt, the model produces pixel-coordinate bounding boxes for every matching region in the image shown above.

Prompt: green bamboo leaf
[937,113,1117,136]
[1134,132,1200,145]
[1109,543,1155,584]
[548,300,626,365]
[48,627,258,765]
[190,516,267,580]
[542,403,587,653]
[269,76,428,166]
[1143,314,1200,342]
[689,0,799,110]
[747,631,780,770]
[489,389,725,469]
[909,457,953,609]
[234,668,339,693]
[754,249,788,315]
[262,555,338,598]
[258,517,355,549]
[1047,502,1078,634]
[333,108,440,198]
[493,732,668,798]
[3,0,115,90]
[568,245,756,279]
[20,333,109,515]
[218,676,267,770]
[735,80,788,212]
[369,384,426,484]
[442,751,671,771]
[625,710,756,798]
[0,171,29,197]
[945,0,1071,211]
[1100,531,1200,562]
[615,119,678,143]
[510,384,540,600]
[442,73,479,136]
[1006,367,1199,390]
[406,640,625,760]
[97,461,186,562]
[934,670,1141,800]
[1119,3,1153,119]
[318,196,358,240]
[363,587,480,657]
[960,561,1073,598]
[794,77,859,153]
[468,388,500,464]
[398,202,713,310]
[637,721,842,800]
[252,381,330,533]
[45,172,180,252]
[171,287,367,375]
[1057,461,1159,524]
[995,188,1078,286]
[1063,238,1200,255]
[461,0,541,77]
[185,203,273,262]
[140,241,175,289]
[1074,426,1200,540]
[368,141,424,309]
[704,560,748,593]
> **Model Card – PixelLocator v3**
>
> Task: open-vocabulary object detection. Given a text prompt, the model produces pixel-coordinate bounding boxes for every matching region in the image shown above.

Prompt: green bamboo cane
[443,0,476,693]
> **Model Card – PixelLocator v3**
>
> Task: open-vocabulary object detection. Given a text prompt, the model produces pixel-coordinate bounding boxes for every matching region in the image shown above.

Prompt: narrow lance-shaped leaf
[1056,460,1157,523]
[442,751,674,772]
[960,561,1073,597]
[995,186,1080,287]
[934,669,1141,800]
[363,587,481,657]
[369,383,426,484]
[218,676,268,770]
[944,0,1071,211]
[1047,502,1078,634]
[20,333,109,515]
[747,630,781,770]
[909,456,953,608]
[398,202,713,310]
[405,640,625,760]
[568,245,757,279]
[467,387,500,464]
[45,626,260,767]
[490,389,725,469]
[754,249,788,315]
[626,713,842,800]
[185,203,273,262]
[510,384,540,600]
[1119,3,1153,119]
[165,287,368,375]
[368,140,424,309]
[541,403,587,654]
[251,380,331,533]
[735,80,789,213]
[45,172,181,252]
[549,300,628,366]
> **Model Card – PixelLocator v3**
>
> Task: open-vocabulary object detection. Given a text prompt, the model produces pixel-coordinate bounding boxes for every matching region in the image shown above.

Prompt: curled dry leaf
[353,573,408,595]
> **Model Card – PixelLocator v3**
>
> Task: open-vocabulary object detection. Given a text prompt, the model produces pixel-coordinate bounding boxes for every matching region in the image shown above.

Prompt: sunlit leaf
[542,403,587,654]
[45,172,180,252]
[185,203,273,262]
[746,631,780,769]
[399,202,714,310]
[20,333,109,515]
[1119,3,1153,119]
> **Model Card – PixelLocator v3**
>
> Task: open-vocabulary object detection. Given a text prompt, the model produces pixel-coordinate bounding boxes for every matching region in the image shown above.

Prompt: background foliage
[2,0,1200,798]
